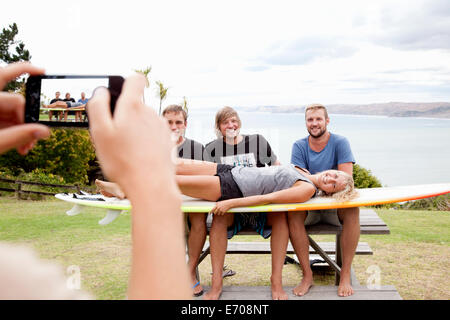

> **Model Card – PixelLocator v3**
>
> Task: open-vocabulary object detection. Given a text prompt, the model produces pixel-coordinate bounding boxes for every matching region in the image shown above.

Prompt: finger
[16,140,35,155]
[0,92,25,127]
[0,124,50,154]
[115,74,146,114]
[87,87,113,142]
[0,62,45,89]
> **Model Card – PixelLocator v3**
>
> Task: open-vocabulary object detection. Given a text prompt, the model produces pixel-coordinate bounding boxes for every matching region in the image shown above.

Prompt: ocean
[185,110,450,187]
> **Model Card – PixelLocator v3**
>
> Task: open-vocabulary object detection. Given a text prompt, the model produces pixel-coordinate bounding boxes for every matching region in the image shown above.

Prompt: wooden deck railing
[0,178,81,199]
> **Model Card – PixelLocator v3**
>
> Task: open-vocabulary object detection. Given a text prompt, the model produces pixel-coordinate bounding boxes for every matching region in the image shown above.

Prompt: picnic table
[41,106,86,121]
[192,208,402,300]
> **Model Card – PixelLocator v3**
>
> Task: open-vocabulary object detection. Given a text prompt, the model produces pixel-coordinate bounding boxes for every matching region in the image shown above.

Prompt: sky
[2,0,450,109]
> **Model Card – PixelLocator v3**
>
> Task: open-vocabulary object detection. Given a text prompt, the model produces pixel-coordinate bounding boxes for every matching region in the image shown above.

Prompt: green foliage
[18,169,68,197]
[156,80,169,115]
[396,194,450,211]
[134,66,152,88]
[0,23,31,92]
[0,128,95,184]
[353,164,382,188]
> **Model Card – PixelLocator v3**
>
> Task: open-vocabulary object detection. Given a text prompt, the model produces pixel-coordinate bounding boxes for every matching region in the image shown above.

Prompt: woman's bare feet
[293,272,313,296]
[95,179,126,199]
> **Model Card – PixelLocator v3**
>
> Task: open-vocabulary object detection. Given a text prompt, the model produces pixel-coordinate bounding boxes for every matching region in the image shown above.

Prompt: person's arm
[211,182,316,215]
[291,141,307,168]
[338,162,353,176]
[87,75,190,300]
[336,136,355,175]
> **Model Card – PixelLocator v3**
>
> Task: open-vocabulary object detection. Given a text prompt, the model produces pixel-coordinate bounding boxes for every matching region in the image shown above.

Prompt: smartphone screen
[25,75,124,128]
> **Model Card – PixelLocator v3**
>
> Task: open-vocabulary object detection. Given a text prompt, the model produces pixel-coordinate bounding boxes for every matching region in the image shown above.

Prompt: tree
[0,23,31,92]
[0,128,96,184]
[134,66,151,103]
[134,66,152,87]
[181,96,189,114]
[156,80,168,115]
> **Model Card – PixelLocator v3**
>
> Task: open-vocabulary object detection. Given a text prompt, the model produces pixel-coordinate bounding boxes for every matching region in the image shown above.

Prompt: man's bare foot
[293,273,313,296]
[271,276,288,300]
[271,285,288,300]
[203,287,222,300]
[95,179,126,199]
[191,274,204,296]
[337,274,354,297]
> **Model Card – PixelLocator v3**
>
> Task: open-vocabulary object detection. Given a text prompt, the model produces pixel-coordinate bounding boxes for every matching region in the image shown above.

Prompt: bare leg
[175,175,221,201]
[266,212,289,300]
[95,175,221,202]
[187,212,207,295]
[176,159,217,176]
[287,211,313,296]
[203,213,234,300]
[337,207,360,297]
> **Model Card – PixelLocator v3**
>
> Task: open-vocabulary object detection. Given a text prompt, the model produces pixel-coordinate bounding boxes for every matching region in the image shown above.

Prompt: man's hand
[0,62,50,155]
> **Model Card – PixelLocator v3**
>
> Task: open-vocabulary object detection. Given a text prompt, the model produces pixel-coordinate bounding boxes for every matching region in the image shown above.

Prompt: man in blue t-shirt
[289,103,359,298]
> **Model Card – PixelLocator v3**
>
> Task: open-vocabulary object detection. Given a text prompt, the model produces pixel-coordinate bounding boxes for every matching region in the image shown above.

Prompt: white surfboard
[55,183,450,225]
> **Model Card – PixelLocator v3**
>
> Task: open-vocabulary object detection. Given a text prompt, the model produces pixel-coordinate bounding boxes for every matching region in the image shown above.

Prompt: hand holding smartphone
[25,75,124,128]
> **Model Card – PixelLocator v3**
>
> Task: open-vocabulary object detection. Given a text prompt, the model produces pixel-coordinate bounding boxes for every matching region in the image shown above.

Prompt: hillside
[237,102,450,119]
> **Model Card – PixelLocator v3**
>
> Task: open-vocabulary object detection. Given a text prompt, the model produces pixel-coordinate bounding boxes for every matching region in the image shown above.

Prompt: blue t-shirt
[290,133,355,174]
[78,98,89,104]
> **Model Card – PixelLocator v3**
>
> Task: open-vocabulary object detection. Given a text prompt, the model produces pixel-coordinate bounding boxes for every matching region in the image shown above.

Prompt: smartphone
[25,75,124,128]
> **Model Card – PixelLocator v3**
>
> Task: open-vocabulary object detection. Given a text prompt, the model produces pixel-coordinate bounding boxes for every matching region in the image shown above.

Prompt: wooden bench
[196,208,389,286]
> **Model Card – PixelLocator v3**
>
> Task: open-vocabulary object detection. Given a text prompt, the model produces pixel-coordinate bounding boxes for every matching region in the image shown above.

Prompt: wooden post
[335,232,343,286]
[15,181,22,200]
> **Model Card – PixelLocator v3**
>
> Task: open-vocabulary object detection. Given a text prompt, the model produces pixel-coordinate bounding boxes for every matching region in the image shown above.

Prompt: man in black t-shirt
[202,106,288,300]
[46,91,66,121]
[162,105,206,297]
[62,93,76,121]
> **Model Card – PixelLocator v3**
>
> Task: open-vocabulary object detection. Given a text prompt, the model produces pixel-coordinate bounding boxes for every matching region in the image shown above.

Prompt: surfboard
[55,183,450,225]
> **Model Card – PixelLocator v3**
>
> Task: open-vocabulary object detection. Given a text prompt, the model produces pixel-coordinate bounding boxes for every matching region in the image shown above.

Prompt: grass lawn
[0,196,449,300]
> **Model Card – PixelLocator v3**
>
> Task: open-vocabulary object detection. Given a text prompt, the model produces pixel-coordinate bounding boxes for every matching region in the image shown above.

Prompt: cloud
[373,0,450,51]
[260,36,358,66]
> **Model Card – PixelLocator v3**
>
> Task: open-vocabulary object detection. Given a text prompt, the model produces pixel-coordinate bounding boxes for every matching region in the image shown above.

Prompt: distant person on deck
[289,103,359,297]
[75,92,89,122]
[45,91,66,121]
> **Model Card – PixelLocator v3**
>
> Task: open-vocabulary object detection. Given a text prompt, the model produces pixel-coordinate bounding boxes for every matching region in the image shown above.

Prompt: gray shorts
[305,209,342,227]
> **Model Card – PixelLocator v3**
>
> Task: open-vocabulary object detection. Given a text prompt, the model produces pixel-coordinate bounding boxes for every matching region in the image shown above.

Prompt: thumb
[0,124,50,155]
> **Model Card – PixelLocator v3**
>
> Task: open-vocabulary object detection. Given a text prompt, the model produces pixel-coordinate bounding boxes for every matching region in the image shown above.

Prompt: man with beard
[289,103,359,297]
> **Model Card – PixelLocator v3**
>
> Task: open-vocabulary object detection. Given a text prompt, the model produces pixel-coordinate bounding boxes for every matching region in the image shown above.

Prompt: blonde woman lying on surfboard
[95,159,358,210]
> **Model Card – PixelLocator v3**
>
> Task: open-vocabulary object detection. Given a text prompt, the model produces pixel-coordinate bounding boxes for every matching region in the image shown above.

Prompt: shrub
[398,194,450,211]
[0,128,95,184]
[353,164,382,188]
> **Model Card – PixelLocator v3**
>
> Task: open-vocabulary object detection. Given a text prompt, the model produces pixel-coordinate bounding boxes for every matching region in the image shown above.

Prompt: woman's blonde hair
[317,171,359,201]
